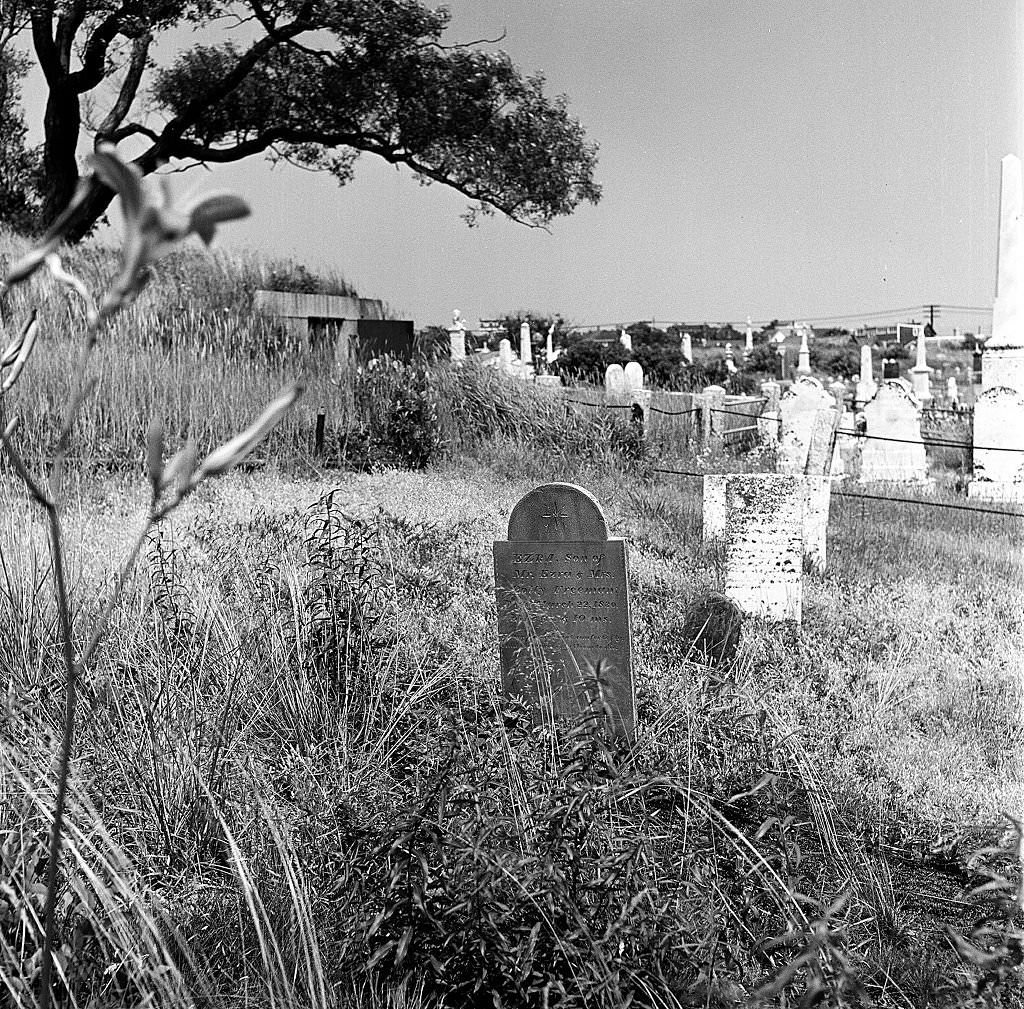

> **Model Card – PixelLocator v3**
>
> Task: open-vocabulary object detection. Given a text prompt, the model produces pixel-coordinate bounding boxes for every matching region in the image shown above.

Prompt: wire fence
[652,466,1024,519]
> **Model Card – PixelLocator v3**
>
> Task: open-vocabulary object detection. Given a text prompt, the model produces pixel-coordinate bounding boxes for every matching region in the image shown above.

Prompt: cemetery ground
[1,240,1023,1008]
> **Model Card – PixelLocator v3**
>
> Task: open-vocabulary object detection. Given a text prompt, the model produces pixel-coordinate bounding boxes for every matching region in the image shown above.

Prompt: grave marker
[493,484,635,739]
[710,474,805,622]
[623,360,644,393]
[859,379,929,483]
[778,377,838,475]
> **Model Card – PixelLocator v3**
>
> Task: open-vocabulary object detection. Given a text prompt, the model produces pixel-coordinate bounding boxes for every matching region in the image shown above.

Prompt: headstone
[968,154,1024,500]
[447,309,467,364]
[968,386,1024,501]
[724,343,737,374]
[519,322,533,365]
[498,338,514,375]
[859,379,928,483]
[493,484,635,738]
[777,377,838,475]
[856,344,877,407]
[623,360,644,393]
[778,346,789,381]
[681,332,693,363]
[703,473,831,573]
[946,376,959,408]
[604,363,626,398]
[545,323,556,364]
[882,358,899,380]
[796,329,812,376]
[910,335,932,402]
[620,328,633,352]
[972,351,983,384]
[708,474,806,622]
[744,317,754,358]
[836,410,860,478]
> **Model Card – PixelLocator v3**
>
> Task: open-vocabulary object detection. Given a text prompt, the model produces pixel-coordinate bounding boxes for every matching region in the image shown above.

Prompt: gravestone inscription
[493,483,635,739]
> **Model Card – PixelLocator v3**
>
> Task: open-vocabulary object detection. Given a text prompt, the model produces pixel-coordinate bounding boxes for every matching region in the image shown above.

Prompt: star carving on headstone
[542,507,569,530]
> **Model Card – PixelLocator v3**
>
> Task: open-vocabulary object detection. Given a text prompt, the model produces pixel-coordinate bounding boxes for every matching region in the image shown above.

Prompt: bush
[551,338,630,386]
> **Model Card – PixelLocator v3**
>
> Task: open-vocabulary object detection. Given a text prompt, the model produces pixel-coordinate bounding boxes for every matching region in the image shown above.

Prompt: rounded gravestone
[681,591,744,667]
[507,482,608,542]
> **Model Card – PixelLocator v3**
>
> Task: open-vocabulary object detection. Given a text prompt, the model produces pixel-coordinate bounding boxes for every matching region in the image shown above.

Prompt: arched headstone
[623,361,644,393]
[604,363,626,398]
[494,483,635,738]
[778,377,837,475]
[859,379,928,483]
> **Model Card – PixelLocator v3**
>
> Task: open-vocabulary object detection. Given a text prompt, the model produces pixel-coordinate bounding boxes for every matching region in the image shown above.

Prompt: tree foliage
[0,0,601,238]
[0,47,42,234]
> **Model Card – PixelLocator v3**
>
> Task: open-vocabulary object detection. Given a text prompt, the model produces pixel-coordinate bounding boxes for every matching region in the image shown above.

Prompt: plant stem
[38,502,77,1009]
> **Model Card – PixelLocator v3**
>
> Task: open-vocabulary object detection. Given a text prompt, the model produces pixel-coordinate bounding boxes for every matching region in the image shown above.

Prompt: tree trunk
[40,82,81,225]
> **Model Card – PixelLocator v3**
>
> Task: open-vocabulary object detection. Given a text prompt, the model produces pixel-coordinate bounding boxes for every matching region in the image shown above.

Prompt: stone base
[967,480,1024,504]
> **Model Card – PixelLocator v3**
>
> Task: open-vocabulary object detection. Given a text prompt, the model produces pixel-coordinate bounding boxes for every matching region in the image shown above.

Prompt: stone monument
[681,332,693,364]
[623,361,644,393]
[910,334,932,402]
[519,322,533,367]
[447,309,467,364]
[706,474,806,622]
[969,154,1024,501]
[604,363,626,399]
[493,483,635,738]
[796,328,812,376]
[777,377,838,475]
[855,344,876,408]
[859,380,928,483]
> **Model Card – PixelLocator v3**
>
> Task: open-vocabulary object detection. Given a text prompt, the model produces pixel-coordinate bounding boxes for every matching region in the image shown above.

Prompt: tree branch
[69,1,150,94]
[55,0,88,73]
[96,32,151,137]
[30,5,62,86]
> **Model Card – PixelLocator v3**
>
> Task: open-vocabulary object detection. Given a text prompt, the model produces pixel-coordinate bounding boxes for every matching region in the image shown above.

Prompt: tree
[0,47,42,234]
[0,1,601,239]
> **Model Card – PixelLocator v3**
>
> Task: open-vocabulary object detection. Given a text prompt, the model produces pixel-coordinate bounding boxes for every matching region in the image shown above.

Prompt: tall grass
[2,226,1022,1007]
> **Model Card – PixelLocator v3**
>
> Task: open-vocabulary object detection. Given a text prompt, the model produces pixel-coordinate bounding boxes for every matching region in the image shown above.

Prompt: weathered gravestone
[778,377,838,475]
[718,474,805,623]
[859,379,929,483]
[493,484,635,738]
[704,473,830,573]
[623,360,644,393]
[969,386,1024,501]
[604,363,626,400]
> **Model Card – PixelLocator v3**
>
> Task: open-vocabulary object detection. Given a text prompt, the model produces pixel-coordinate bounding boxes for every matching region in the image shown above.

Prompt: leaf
[395,926,414,967]
[365,940,395,971]
[187,192,251,245]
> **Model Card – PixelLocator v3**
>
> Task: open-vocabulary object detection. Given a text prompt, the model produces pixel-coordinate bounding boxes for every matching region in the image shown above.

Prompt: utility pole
[923,304,940,337]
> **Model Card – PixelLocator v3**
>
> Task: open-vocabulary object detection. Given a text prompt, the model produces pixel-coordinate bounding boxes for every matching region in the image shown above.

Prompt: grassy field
[1,231,1023,1008]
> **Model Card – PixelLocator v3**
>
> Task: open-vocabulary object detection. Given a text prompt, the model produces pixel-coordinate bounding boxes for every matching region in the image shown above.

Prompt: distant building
[859,322,923,345]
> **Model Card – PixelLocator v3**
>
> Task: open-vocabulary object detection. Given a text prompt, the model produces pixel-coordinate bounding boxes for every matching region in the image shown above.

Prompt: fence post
[315,409,326,455]
[702,385,726,449]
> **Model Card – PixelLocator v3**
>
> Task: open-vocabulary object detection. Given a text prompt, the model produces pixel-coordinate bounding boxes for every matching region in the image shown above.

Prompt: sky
[15,1,1024,333]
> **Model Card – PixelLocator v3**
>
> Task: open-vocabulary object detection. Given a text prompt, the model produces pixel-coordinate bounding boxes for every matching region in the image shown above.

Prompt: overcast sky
[18,2,1023,332]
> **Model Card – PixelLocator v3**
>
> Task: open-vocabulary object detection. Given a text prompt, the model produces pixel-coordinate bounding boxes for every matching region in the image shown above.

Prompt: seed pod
[0,315,39,394]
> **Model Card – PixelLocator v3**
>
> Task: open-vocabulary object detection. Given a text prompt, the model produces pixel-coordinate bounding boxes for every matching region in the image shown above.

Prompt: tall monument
[969,154,1024,501]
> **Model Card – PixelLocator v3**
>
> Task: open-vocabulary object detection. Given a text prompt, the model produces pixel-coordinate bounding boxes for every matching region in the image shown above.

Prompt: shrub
[551,338,629,385]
